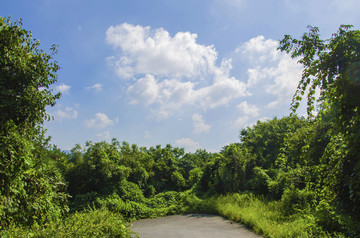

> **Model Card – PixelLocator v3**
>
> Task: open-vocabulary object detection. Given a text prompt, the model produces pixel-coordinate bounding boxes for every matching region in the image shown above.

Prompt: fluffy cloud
[232,101,260,129]
[237,35,279,64]
[175,138,200,153]
[126,74,248,119]
[126,74,159,105]
[232,115,250,129]
[85,113,114,128]
[106,23,217,79]
[237,101,260,117]
[192,113,211,134]
[237,35,302,108]
[54,83,71,94]
[54,107,78,121]
[107,23,248,118]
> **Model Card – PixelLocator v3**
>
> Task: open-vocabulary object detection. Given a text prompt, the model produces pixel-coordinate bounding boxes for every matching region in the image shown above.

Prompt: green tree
[0,17,66,228]
[0,17,60,129]
[279,25,360,215]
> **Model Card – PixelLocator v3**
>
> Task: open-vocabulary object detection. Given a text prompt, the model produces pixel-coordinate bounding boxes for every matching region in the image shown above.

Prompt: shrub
[0,208,135,237]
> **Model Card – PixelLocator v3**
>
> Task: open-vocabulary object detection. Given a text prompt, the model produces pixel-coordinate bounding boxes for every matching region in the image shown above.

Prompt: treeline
[58,115,360,236]
[2,115,360,236]
[1,17,359,237]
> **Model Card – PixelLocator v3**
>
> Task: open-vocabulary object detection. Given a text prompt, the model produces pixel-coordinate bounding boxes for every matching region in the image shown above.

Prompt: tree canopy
[0,17,66,227]
[279,25,360,216]
[279,25,360,120]
[0,17,60,130]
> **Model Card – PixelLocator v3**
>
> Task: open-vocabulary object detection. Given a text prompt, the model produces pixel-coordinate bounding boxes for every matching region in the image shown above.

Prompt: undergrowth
[0,208,135,238]
[1,191,356,237]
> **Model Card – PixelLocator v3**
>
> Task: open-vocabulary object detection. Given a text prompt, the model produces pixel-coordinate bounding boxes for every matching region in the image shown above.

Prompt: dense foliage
[1,18,359,237]
[279,25,360,220]
[0,17,68,228]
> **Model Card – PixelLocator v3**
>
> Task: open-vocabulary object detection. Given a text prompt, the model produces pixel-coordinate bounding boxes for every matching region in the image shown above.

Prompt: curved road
[131,214,262,238]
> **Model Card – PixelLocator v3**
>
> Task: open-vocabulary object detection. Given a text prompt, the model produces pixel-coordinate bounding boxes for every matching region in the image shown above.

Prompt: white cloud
[85,113,114,128]
[86,83,102,92]
[127,75,248,119]
[237,101,260,117]
[195,74,249,109]
[232,115,250,129]
[126,74,159,105]
[237,35,279,64]
[106,23,248,119]
[96,130,111,141]
[54,107,78,121]
[54,83,71,94]
[263,56,302,102]
[237,35,302,108]
[266,100,279,109]
[106,23,218,79]
[175,138,200,153]
[192,113,211,134]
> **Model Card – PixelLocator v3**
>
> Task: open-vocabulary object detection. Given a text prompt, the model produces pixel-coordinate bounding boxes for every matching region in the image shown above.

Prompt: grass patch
[192,193,333,238]
[2,191,354,237]
[0,208,135,238]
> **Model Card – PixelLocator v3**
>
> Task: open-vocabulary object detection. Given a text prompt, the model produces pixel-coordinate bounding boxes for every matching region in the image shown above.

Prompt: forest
[1,17,360,237]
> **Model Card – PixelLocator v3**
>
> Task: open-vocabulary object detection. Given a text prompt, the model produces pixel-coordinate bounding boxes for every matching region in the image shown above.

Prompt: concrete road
[130,214,263,238]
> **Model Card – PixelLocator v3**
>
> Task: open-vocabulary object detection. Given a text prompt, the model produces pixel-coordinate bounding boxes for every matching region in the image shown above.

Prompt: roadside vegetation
[1,17,359,237]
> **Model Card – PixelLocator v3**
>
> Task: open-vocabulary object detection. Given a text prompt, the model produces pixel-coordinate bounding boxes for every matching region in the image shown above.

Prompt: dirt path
[130,214,263,238]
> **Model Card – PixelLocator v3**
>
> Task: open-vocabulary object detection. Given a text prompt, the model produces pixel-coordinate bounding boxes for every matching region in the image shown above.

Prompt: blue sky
[2,0,360,152]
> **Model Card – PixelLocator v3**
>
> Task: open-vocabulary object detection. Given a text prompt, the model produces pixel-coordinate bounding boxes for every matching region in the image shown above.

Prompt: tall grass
[190,193,334,238]
[0,208,136,238]
[2,191,350,237]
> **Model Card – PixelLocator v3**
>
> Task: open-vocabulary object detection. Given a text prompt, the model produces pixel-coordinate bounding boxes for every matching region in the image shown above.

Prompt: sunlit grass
[2,191,350,237]
[192,193,332,238]
[0,208,135,238]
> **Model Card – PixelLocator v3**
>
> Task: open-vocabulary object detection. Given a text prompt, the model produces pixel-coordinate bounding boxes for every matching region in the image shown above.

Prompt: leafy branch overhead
[279,25,360,118]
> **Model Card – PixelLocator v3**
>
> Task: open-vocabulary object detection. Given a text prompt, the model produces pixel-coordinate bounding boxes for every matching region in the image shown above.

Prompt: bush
[96,193,154,220]
[0,208,135,237]
[116,181,145,203]
[280,187,314,215]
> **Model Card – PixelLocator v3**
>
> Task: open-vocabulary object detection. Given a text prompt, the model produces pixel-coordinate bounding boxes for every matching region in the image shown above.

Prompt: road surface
[131,214,262,238]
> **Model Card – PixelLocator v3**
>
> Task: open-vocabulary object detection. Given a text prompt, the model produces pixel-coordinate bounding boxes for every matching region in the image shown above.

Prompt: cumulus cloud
[106,23,217,79]
[54,83,71,94]
[192,113,211,134]
[54,107,78,121]
[126,74,248,119]
[232,101,260,130]
[175,138,200,153]
[237,35,279,64]
[237,35,302,108]
[106,23,248,119]
[126,74,159,105]
[237,101,260,117]
[232,115,250,129]
[85,113,114,128]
